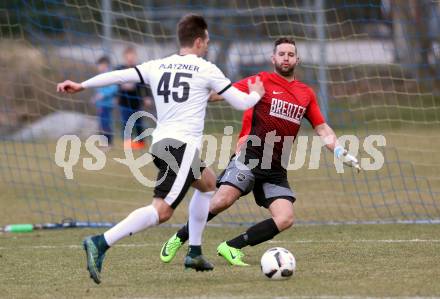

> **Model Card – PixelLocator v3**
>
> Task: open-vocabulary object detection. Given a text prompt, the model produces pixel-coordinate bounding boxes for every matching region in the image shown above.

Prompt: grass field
[1,224,440,298]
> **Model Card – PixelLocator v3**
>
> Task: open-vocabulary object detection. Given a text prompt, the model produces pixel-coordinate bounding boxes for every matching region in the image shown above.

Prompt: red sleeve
[305,88,325,128]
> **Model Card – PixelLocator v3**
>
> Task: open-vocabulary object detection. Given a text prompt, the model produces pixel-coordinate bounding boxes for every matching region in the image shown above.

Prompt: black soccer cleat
[184,255,214,272]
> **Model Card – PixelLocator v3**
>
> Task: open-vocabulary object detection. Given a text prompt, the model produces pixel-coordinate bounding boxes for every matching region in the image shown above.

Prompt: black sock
[176,225,189,242]
[176,212,218,243]
[227,218,280,249]
[207,212,217,222]
[188,245,202,258]
[92,234,110,253]
[226,234,247,249]
[106,134,113,145]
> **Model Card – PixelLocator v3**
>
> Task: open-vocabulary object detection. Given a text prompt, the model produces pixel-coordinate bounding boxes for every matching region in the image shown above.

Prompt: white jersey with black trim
[135,54,231,148]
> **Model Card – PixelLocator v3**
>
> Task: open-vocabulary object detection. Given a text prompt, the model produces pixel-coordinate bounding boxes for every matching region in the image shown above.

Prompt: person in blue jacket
[91,56,118,147]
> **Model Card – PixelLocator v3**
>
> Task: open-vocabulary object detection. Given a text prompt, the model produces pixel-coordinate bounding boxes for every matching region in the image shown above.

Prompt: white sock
[188,190,214,246]
[104,205,159,246]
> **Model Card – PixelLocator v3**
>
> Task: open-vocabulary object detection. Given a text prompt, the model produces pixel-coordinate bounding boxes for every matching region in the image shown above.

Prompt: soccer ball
[260,247,296,280]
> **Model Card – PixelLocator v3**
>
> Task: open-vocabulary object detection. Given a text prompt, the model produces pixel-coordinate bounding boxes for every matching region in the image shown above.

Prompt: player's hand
[209,91,224,102]
[342,151,361,172]
[335,146,361,173]
[56,80,84,93]
[248,76,265,97]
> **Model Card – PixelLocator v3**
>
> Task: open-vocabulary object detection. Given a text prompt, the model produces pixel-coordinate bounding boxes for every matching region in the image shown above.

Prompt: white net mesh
[0,0,439,226]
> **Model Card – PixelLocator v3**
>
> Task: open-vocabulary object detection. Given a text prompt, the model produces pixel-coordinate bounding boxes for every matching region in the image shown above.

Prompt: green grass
[0,224,439,298]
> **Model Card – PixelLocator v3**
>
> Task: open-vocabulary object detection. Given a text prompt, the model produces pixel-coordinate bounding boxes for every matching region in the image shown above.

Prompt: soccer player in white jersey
[56,14,265,284]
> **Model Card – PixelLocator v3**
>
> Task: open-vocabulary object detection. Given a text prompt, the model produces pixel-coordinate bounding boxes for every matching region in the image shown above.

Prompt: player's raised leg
[160,184,242,263]
[219,196,294,266]
[161,157,252,264]
[83,139,210,283]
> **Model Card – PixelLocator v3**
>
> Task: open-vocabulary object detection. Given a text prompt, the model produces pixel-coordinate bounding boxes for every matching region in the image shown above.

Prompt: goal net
[0,0,439,227]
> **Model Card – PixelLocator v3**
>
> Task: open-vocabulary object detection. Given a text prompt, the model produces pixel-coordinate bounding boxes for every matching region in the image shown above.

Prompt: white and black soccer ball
[260,247,296,280]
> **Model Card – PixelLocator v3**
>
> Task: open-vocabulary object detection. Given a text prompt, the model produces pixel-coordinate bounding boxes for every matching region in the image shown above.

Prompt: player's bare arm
[315,123,361,171]
[314,123,338,152]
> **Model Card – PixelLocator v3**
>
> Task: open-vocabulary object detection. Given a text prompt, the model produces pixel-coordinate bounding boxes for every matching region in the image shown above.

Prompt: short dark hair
[177,14,208,47]
[96,56,110,65]
[273,37,296,53]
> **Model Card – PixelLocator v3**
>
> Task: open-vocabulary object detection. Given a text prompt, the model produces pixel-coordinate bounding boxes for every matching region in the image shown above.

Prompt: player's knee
[274,214,294,231]
[285,216,294,229]
[199,178,216,192]
[204,179,216,192]
[193,168,216,192]
[200,169,217,192]
[153,200,174,223]
[158,208,173,223]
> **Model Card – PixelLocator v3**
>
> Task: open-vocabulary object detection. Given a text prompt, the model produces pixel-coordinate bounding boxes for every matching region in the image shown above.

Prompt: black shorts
[150,138,205,209]
[217,156,296,209]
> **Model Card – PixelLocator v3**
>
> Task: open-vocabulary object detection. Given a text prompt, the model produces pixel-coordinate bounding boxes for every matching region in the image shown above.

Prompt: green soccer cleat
[160,233,183,263]
[217,241,249,266]
[184,255,214,272]
[83,236,106,284]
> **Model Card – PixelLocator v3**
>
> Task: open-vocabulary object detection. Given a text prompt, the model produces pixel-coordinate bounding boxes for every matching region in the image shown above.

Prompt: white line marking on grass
[268,239,440,244]
[0,239,439,250]
[127,296,440,299]
[273,297,440,299]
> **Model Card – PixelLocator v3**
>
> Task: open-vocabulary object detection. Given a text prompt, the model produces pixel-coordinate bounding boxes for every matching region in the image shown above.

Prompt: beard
[275,63,295,77]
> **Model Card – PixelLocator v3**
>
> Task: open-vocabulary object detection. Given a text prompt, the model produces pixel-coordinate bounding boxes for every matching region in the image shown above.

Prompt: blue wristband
[334,146,344,159]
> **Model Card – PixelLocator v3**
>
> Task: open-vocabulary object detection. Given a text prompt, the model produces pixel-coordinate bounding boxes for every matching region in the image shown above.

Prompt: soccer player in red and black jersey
[160,37,359,266]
